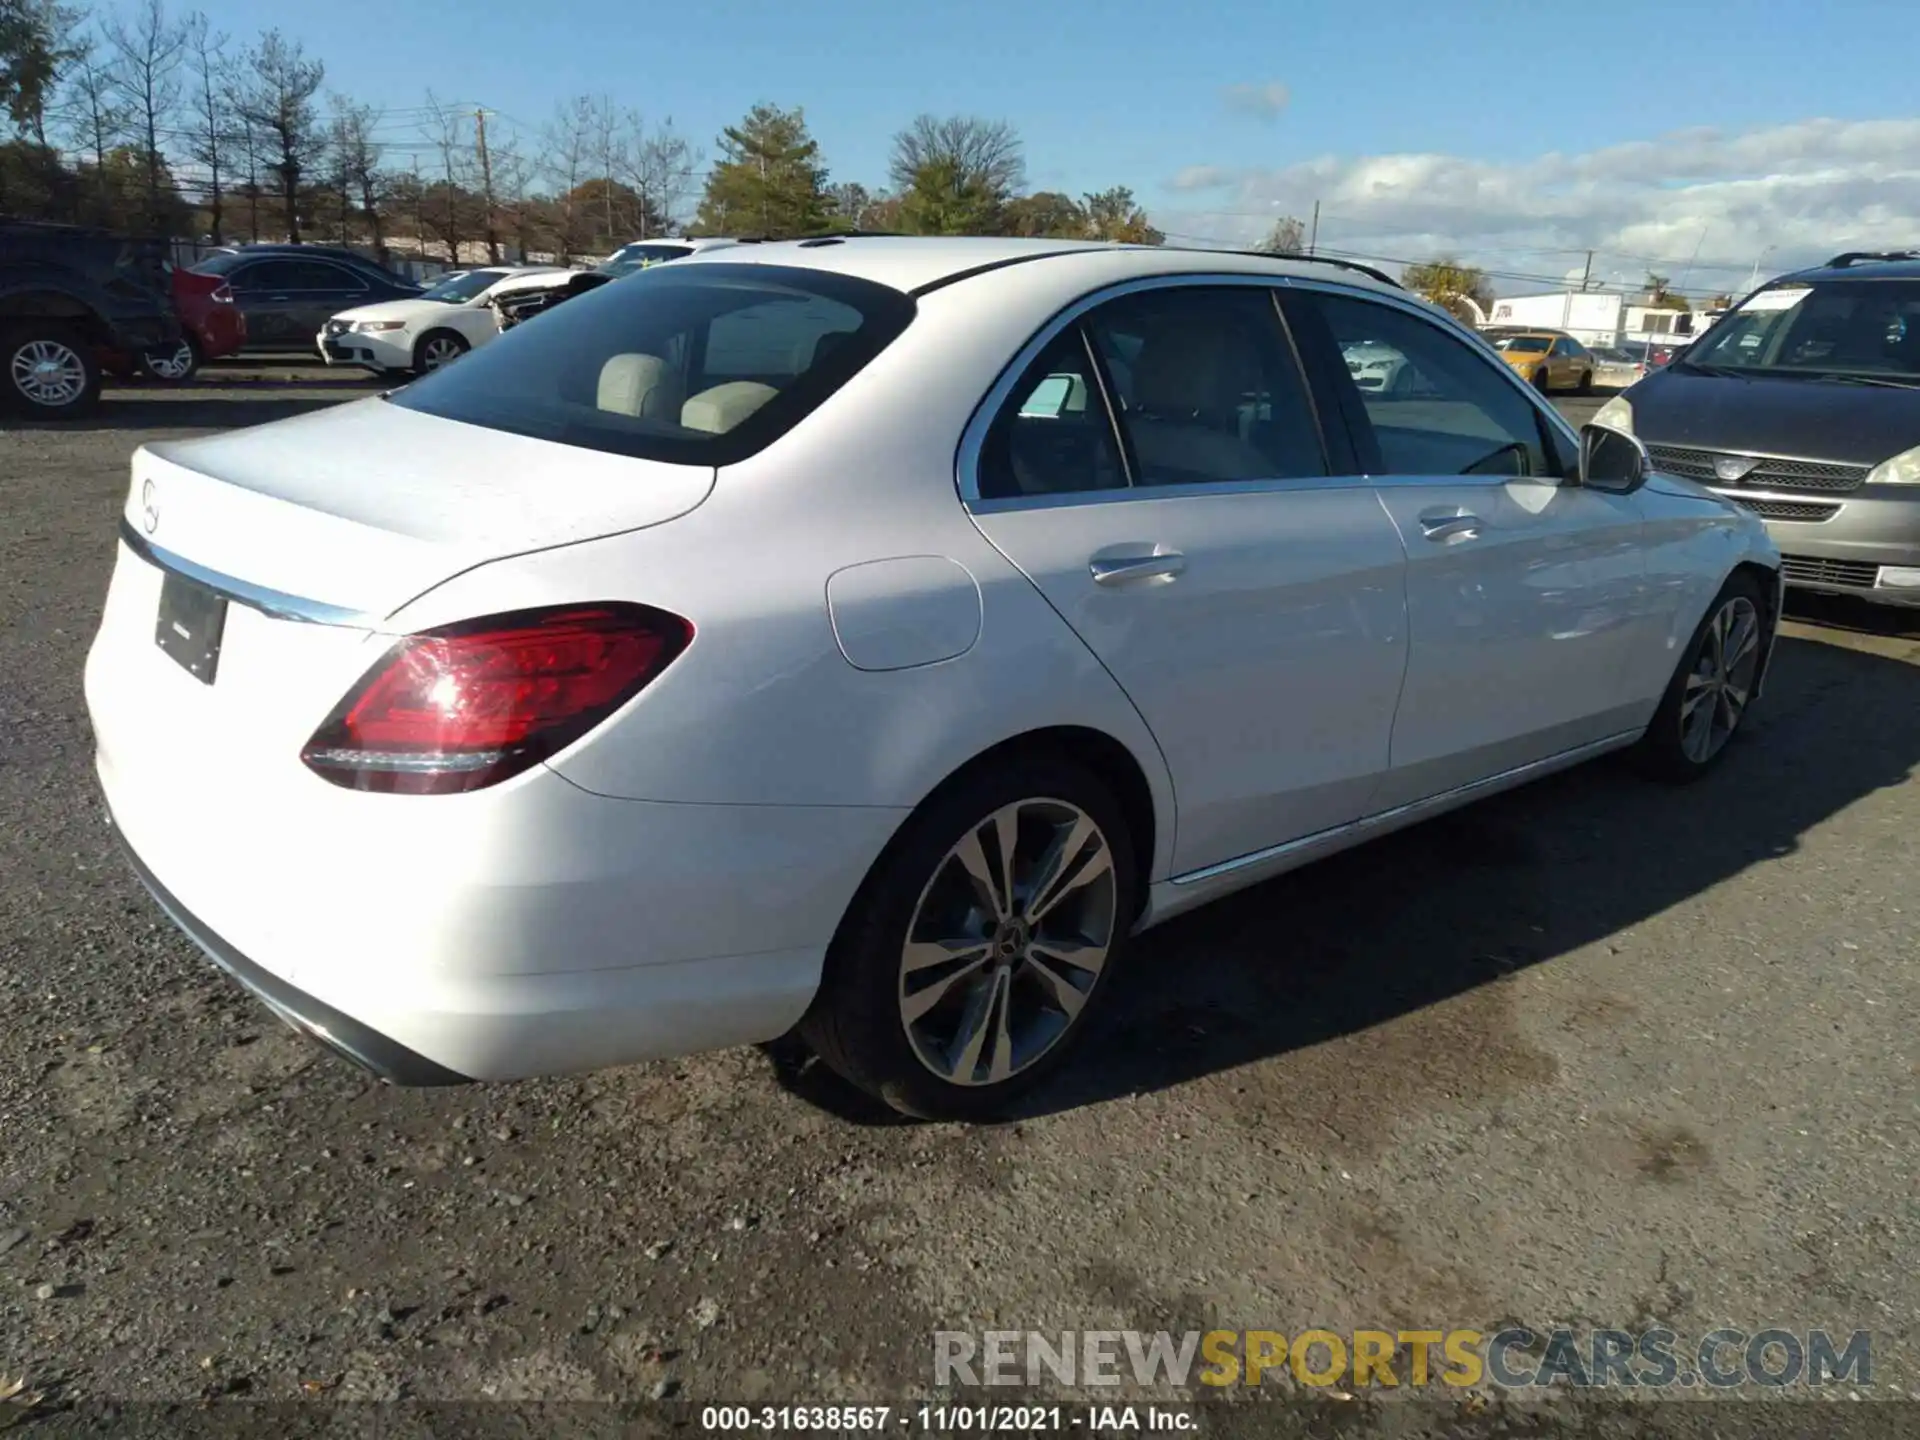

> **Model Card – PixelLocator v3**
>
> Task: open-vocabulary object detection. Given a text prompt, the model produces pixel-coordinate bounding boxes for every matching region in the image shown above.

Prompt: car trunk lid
[126,395,715,623]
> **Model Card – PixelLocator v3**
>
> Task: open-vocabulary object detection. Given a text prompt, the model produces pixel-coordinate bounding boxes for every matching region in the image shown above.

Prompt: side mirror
[1579,424,1652,493]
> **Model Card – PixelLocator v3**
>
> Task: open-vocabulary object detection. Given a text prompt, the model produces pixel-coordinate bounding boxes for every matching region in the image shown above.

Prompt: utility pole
[475,107,501,263]
[1307,199,1320,256]
[1580,250,1593,291]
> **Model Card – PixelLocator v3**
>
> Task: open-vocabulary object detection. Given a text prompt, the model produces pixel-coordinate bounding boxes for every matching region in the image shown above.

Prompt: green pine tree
[690,103,829,239]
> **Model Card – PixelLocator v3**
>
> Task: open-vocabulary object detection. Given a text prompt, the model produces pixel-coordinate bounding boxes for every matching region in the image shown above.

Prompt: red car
[100,264,247,383]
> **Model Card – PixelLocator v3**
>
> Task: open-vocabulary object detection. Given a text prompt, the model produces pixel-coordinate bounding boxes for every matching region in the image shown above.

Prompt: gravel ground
[1,373,1915,1435]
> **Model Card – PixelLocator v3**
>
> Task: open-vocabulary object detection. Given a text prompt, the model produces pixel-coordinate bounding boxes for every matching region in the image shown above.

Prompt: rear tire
[139,335,200,384]
[1533,367,1552,394]
[1577,368,1593,396]
[801,753,1139,1121]
[2,322,102,420]
[1631,571,1769,783]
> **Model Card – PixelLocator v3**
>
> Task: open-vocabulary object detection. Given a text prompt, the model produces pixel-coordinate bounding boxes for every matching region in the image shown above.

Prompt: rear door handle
[1419,513,1482,543]
[1089,551,1186,585]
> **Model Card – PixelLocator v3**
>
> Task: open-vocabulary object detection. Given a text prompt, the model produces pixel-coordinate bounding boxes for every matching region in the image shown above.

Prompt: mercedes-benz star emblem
[1712,455,1760,484]
[141,478,159,534]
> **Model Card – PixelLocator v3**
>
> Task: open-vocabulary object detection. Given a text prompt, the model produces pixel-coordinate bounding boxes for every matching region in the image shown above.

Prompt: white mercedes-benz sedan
[85,238,1783,1119]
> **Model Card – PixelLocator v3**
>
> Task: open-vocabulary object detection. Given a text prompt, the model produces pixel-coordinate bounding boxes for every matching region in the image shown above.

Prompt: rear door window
[390,262,915,465]
[1082,287,1327,486]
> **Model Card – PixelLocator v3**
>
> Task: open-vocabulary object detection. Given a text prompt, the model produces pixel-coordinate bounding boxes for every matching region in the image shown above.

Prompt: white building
[1483,290,1707,348]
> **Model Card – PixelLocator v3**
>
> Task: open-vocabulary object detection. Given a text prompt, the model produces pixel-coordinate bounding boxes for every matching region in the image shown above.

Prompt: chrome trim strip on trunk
[1170,730,1642,887]
[117,516,371,627]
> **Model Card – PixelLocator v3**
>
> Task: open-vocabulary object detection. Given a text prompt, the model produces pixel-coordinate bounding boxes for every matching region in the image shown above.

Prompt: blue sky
[185,0,1920,291]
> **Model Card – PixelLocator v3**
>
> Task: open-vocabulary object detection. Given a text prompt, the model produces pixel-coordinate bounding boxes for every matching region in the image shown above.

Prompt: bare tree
[328,96,383,254]
[419,90,470,263]
[541,95,594,261]
[489,137,541,260]
[180,11,227,240]
[586,93,622,244]
[232,28,322,242]
[105,0,187,233]
[618,110,698,237]
[888,114,1025,205]
[57,42,126,220]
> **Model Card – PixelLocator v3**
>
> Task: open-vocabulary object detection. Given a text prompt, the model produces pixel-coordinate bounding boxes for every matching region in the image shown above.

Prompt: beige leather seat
[597,354,685,421]
[681,381,778,434]
[1125,325,1271,485]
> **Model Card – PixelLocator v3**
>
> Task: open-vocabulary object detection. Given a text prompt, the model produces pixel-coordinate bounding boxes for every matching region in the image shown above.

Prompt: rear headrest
[597,354,684,420]
[790,328,854,373]
[681,381,778,434]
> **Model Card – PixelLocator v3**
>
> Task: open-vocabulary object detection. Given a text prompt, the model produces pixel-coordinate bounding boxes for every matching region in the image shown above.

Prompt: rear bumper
[114,819,470,1085]
[95,741,889,1083]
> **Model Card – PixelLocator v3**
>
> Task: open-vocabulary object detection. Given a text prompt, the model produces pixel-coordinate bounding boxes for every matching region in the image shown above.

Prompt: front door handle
[1419,513,1482,543]
[1089,551,1186,585]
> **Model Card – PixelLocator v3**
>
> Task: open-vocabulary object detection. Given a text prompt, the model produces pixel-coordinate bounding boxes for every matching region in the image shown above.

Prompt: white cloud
[1154,118,1920,295]
[1221,82,1290,122]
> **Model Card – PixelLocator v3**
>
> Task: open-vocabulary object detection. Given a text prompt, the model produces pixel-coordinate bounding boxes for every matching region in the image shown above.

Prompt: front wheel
[2,323,102,419]
[801,754,1139,1120]
[412,330,469,375]
[1632,572,1769,782]
[1533,367,1552,394]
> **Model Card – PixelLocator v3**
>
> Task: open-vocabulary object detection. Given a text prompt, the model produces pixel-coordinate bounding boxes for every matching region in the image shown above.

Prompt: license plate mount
[154,571,228,685]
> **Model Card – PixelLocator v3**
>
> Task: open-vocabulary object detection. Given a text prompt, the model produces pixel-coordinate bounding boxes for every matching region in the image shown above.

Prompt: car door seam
[1373,484,1417,780]
[960,510,1183,874]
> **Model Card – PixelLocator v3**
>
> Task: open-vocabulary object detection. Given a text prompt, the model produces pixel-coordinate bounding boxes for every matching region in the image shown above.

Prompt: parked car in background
[1595,251,1920,608]
[1,220,179,418]
[87,238,1780,1120]
[100,264,247,383]
[1485,331,1595,392]
[491,238,752,330]
[1340,335,1426,395]
[1618,338,1683,369]
[319,264,572,377]
[191,249,422,350]
[598,236,747,277]
[199,242,419,289]
[1587,345,1648,390]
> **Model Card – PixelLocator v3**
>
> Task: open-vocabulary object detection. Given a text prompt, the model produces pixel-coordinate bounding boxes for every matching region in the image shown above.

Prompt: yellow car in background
[1485,331,1595,393]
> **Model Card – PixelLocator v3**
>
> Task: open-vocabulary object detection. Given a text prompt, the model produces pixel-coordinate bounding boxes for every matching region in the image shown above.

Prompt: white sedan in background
[318,265,573,377]
[90,238,1782,1120]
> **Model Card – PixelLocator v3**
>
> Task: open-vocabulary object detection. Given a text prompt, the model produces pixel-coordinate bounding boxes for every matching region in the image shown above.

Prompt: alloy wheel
[1680,595,1761,764]
[420,336,464,371]
[898,798,1117,1087]
[11,339,86,408]
[144,340,195,381]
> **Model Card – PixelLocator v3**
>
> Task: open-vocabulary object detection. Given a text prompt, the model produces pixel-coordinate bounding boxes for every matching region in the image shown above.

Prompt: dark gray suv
[1596,251,1920,606]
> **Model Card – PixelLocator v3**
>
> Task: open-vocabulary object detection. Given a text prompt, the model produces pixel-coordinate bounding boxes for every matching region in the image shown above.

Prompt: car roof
[671,235,1407,298]
[1781,253,1920,283]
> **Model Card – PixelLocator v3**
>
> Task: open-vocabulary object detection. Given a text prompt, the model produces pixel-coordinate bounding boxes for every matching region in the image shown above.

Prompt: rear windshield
[390,262,916,465]
[1685,279,1920,381]
[1491,335,1551,353]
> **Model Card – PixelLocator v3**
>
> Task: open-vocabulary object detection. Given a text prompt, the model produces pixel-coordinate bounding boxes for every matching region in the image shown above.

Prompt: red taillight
[302,603,692,794]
